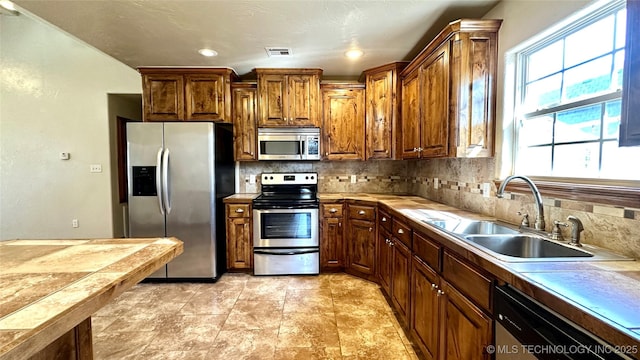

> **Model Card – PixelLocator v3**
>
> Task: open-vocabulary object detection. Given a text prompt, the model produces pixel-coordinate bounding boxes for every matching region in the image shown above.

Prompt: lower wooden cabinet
[225,203,253,271]
[410,255,492,360]
[377,227,393,295]
[390,238,411,326]
[345,203,377,279]
[320,202,344,271]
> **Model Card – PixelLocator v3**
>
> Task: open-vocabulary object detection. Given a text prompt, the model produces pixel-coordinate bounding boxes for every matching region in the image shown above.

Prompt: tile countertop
[0,237,183,360]
[224,192,640,354]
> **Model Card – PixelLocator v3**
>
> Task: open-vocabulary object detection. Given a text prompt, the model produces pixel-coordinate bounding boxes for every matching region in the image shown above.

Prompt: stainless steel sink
[425,220,520,235]
[463,235,593,258]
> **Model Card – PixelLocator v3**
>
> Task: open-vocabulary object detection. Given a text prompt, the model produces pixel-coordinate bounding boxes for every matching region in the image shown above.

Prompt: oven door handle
[254,249,319,256]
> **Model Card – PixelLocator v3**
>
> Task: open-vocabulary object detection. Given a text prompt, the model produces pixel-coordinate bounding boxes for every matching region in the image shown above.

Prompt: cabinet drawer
[443,251,492,311]
[378,208,392,232]
[413,232,441,271]
[227,204,250,218]
[322,203,343,218]
[392,219,412,249]
[348,205,376,221]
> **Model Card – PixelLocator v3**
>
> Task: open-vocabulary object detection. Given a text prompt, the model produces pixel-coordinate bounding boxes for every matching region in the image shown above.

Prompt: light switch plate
[351,175,357,183]
[434,178,439,189]
[249,175,256,184]
[482,183,491,198]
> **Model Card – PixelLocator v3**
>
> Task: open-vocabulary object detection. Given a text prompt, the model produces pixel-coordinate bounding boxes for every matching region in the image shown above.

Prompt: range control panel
[261,173,318,185]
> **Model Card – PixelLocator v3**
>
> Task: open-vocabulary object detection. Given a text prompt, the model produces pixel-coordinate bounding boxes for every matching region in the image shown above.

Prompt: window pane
[516,146,552,176]
[616,8,626,49]
[604,100,621,138]
[564,15,614,67]
[562,55,612,102]
[552,143,600,178]
[524,74,562,111]
[527,41,563,81]
[613,50,624,90]
[555,104,601,143]
[601,141,640,180]
[520,115,553,146]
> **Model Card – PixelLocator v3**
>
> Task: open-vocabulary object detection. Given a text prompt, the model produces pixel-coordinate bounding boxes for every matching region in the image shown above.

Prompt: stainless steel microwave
[257,128,321,160]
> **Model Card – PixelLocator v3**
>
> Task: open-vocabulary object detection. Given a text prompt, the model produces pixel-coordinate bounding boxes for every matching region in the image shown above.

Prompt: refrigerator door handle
[155,147,165,215]
[162,147,171,214]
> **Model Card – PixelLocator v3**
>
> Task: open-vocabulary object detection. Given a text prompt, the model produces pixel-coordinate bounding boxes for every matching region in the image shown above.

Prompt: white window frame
[501,0,639,188]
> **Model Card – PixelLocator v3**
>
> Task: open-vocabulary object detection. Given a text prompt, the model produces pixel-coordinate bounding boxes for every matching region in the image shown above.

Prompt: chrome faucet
[496,175,546,231]
[566,215,584,247]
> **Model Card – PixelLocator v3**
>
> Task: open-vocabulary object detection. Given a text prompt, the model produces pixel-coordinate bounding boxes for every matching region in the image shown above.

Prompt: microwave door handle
[300,139,304,160]
[155,148,165,215]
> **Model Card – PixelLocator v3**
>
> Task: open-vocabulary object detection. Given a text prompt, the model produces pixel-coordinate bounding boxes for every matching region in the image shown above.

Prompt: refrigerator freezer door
[163,122,217,278]
[127,122,166,278]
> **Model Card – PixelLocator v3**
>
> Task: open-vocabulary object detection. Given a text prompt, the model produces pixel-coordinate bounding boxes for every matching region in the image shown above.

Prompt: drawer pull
[329,208,338,213]
[397,229,404,234]
[381,217,387,222]
[437,290,445,297]
[369,227,373,232]
[235,209,244,213]
[358,210,366,215]
[431,283,438,291]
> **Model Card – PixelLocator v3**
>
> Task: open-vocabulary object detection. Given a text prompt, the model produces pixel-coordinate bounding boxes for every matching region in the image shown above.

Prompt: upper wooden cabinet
[400,19,502,158]
[256,68,322,127]
[362,62,408,160]
[321,83,365,160]
[620,0,640,146]
[231,83,257,161]
[139,68,237,122]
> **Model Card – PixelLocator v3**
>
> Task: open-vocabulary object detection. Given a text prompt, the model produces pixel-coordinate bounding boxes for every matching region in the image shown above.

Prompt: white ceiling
[12,0,498,79]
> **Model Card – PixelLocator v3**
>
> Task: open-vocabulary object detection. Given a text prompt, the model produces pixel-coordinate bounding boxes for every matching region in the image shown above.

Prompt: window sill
[493,179,640,209]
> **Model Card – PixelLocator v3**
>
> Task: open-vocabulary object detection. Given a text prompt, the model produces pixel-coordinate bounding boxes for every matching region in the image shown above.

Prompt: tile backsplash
[239,158,639,259]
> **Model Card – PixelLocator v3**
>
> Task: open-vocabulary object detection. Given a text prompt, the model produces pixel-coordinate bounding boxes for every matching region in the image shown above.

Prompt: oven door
[253,208,319,248]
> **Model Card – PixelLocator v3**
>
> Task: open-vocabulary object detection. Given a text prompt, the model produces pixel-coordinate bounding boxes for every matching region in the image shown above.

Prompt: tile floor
[92,273,419,360]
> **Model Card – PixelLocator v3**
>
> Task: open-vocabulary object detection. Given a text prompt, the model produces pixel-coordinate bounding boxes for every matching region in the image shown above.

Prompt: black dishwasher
[494,285,636,360]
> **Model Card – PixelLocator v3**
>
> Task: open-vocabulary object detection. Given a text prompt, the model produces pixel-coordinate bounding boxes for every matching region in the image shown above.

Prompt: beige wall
[0,12,141,240]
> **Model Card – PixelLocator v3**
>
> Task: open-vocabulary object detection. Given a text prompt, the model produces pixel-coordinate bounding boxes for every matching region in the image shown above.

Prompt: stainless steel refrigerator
[127,122,234,280]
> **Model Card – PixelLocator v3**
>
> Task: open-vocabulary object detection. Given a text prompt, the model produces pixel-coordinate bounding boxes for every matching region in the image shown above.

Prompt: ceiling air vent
[265,47,292,57]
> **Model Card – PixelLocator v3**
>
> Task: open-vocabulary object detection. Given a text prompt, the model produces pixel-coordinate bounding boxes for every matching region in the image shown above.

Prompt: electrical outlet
[482,183,491,198]
[434,178,439,189]
[249,174,256,184]
[72,219,79,228]
[351,175,357,183]
[90,164,102,173]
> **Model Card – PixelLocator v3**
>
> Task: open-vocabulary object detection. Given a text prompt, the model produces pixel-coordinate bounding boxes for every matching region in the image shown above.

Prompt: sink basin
[425,220,519,235]
[464,235,593,258]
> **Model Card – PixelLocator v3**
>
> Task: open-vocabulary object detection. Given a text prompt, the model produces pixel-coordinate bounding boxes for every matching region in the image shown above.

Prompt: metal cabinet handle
[381,217,387,222]
[339,222,342,227]
[329,208,338,213]
[431,284,438,291]
[397,229,404,234]
[358,210,366,215]
[390,241,395,246]
[369,227,373,232]
[235,208,244,213]
[250,152,254,156]
[437,290,445,297]
[385,239,390,244]
[325,152,329,156]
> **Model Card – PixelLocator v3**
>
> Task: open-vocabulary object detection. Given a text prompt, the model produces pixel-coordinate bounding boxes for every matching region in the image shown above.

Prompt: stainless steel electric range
[252,173,319,275]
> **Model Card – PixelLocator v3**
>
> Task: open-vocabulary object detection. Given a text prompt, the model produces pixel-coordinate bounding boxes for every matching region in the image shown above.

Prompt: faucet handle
[517,212,529,227]
[551,221,568,241]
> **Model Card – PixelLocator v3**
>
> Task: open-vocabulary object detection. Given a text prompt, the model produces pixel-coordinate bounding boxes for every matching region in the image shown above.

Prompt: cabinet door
[377,228,392,296]
[347,219,376,275]
[321,216,344,270]
[366,69,394,159]
[391,239,411,326]
[185,73,225,121]
[322,88,365,160]
[420,43,450,158]
[401,71,421,159]
[451,33,497,157]
[411,257,440,360]
[288,74,320,127]
[620,0,640,146]
[232,87,257,161]
[142,74,184,121]
[258,74,288,126]
[227,217,252,270]
[440,281,492,360]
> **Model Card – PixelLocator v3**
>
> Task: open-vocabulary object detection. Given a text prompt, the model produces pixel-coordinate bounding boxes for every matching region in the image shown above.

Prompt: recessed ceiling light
[198,48,218,57]
[345,49,364,59]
